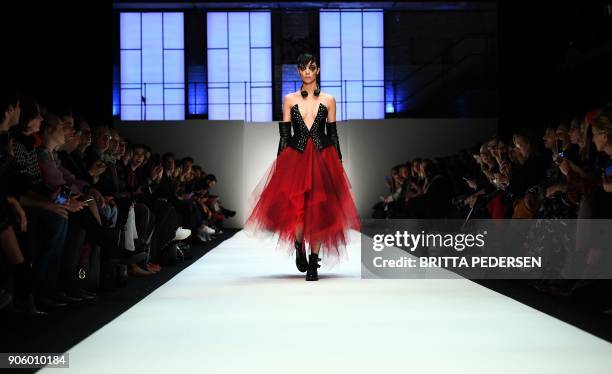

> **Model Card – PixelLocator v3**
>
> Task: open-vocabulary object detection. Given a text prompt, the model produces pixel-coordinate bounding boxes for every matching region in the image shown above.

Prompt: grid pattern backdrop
[320,9,384,121]
[119,12,185,120]
[115,9,384,121]
[206,11,272,121]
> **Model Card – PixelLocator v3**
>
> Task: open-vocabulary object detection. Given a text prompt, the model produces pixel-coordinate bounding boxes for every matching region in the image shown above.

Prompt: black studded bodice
[277,102,343,160]
[289,103,331,151]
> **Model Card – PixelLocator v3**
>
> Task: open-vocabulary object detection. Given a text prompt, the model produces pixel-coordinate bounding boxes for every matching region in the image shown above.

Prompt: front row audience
[0,93,235,315]
[375,104,612,309]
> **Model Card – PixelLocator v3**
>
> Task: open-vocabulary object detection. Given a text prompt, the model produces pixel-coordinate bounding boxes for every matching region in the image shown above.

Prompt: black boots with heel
[295,240,308,273]
[306,253,321,281]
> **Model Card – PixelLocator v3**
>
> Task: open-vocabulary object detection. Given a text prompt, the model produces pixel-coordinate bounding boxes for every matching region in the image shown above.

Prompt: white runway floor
[43,230,612,373]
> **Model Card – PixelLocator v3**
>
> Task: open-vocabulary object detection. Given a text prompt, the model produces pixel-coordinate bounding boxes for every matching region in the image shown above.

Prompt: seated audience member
[36,112,147,277]
[0,93,45,315]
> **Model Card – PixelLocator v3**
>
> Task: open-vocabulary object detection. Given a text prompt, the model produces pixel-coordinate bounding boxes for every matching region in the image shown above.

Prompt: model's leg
[295,221,304,243]
[310,241,321,255]
[294,221,308,272]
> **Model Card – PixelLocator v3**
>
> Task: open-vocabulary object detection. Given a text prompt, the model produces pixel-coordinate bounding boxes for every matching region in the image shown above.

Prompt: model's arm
[325,96,342,161]
[278,95,292,156]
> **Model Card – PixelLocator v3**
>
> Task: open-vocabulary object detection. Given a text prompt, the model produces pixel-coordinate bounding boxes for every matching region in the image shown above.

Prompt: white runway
[43,230,612,373]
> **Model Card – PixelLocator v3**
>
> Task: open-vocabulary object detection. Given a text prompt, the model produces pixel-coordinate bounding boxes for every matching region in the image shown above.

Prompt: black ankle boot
[306,253,321,281]
[295,240,308,273]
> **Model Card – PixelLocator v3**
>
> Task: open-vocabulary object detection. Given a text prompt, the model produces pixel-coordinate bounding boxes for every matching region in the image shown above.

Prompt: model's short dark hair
[297,53,318,68]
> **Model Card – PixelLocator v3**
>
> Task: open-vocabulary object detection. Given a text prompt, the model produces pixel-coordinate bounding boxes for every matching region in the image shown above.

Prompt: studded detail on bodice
[290,103,329,150]
[277,102,342,160]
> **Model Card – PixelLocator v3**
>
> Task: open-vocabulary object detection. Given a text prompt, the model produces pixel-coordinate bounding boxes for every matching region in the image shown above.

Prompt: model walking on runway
[245,53,361,281]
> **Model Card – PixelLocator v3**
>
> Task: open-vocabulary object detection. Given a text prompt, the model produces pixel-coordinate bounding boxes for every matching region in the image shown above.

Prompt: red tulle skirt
[244,137,361,266]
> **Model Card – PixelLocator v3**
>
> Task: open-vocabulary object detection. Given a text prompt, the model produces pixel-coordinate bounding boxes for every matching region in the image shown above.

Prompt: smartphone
[55,184,72,205]
[555,140,563,153]
[605,166,612,178]
[557,151,567,158]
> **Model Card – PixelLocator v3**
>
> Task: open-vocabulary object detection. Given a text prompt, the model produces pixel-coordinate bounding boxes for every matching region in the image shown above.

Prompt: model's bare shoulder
[282,93,297,121]
[320,93,336,108]
[321,93,337,122]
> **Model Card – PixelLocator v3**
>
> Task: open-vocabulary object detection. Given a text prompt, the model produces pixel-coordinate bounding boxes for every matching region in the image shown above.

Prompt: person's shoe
[306,253,321,281]
[147,263,162,272]
[50,290,83,305]
[81,288,97,298]
[129,264,154,277]
[174,227,192,241]
[12,294,47,316]
[295,240,308,273]
[35,295,68,311]
[198,225,216,235]
[145,263,160,273]
[107,248,148,265]
[66,287,97,302]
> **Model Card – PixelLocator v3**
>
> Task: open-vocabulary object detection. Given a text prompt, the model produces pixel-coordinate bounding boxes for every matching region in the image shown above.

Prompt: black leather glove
[278,121,292,156]
[326,121,342,161]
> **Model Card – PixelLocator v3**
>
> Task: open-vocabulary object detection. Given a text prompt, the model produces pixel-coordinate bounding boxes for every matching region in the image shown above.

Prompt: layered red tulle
[244,137,361,267]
